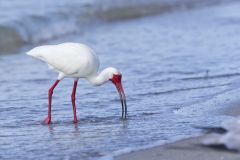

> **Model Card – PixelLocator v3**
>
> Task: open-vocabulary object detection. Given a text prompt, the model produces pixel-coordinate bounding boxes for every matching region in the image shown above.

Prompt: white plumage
[27,43,100,80]
[27,42,127,124]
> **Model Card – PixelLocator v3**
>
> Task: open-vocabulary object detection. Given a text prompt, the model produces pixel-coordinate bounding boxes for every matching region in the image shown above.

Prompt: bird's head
[107,67,127,119]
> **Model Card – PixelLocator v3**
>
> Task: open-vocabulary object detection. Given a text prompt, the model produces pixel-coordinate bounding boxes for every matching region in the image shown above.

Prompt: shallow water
[1,2,240,160]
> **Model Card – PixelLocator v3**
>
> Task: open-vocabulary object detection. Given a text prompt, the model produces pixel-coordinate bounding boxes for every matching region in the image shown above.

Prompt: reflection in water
[72,124,81,137]
[47,124,55,135]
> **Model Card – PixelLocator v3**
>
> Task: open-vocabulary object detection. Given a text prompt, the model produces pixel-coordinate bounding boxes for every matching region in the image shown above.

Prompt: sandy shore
[114,101,240,160]
[114,136,240,160]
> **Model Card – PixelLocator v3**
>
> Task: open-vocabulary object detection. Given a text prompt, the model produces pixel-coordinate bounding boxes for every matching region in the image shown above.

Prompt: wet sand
[114,136,240,160]
[114,101,240,160]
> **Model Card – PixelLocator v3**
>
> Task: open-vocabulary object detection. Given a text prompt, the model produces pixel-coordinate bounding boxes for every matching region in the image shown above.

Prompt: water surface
[1,1,240,160]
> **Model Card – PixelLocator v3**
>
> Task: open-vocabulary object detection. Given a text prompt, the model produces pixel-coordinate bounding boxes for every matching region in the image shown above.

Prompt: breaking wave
[0,0,235,53]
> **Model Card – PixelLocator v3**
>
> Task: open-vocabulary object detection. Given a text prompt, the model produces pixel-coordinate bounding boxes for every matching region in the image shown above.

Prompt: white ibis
[26,42,127,124]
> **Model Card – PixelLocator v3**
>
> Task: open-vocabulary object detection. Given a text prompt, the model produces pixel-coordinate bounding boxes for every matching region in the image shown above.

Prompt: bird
[26,42,127,124]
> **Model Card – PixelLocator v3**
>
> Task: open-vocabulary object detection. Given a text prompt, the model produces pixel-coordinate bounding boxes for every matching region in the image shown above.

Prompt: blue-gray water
[1,1,240,160]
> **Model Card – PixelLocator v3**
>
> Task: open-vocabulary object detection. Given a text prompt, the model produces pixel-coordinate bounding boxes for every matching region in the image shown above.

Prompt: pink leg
[71,80,78,123]
[44,80,60,124]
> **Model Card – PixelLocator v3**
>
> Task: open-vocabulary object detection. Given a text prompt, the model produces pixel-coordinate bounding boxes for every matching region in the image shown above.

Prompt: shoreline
[114,135,240,160]
[113,100,240,160]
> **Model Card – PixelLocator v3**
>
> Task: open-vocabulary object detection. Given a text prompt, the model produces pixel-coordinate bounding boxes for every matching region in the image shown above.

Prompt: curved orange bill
[110,74,127,119]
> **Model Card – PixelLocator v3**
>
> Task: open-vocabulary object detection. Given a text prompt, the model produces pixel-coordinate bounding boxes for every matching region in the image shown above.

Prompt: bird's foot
[43,117,51,124]
[73,118,78,124]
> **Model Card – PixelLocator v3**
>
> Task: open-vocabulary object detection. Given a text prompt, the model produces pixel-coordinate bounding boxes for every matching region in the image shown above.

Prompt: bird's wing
[27,45,83,75]
[27,43,98,76]
[48,64,54,70]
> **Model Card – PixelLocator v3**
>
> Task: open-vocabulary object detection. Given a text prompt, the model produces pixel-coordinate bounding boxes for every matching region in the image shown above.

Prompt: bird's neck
[87,68,110,86]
